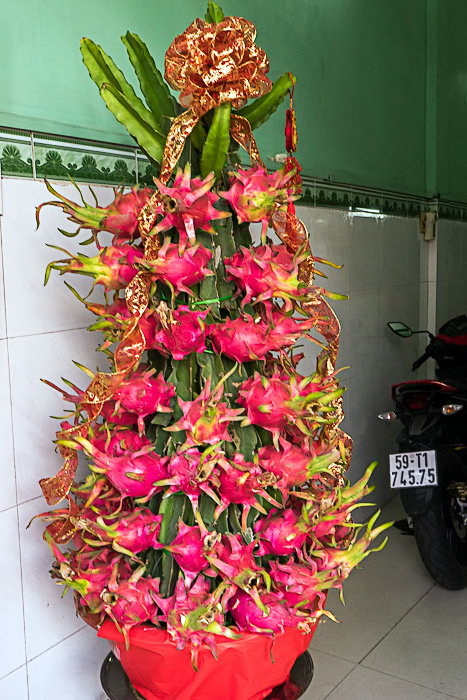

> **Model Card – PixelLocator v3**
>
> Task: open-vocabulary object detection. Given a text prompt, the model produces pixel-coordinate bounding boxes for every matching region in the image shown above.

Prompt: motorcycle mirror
[387,321,413,338]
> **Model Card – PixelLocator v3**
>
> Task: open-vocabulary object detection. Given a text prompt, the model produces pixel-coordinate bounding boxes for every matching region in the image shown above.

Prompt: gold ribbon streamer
[40,268,152,505]
[270,210,353,472]
[230,115,265,168]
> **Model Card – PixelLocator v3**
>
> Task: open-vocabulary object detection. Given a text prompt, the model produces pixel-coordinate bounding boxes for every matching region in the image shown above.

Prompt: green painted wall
[436,1,467,202]
[0,1,463,201]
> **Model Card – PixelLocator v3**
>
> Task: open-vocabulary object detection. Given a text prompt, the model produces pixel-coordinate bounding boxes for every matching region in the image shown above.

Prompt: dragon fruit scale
[38,0,389,668]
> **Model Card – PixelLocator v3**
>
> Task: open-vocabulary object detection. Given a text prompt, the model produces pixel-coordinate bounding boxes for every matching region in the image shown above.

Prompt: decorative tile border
[33,135,138,185]
[0,130,34,178]
[299,177,427,218]
[1,126,467,221]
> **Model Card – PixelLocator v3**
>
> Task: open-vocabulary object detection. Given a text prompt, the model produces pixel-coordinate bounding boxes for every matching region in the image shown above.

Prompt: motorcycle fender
[400,486,436,515]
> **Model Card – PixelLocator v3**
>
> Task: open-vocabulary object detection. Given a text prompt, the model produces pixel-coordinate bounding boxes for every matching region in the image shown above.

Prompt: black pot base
[101,650,314,700]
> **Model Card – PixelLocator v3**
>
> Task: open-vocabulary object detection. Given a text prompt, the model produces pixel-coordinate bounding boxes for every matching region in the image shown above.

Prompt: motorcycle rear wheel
[412,486,467,589]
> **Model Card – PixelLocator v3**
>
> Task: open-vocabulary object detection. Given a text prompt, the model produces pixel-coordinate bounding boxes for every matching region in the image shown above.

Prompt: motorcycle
[379,314,467,589]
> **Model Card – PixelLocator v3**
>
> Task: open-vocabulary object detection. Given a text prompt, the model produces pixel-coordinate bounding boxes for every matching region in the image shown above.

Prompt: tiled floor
[306,496,467,700]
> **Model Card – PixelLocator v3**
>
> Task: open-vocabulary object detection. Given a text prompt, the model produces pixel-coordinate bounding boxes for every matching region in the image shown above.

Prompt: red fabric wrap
[98,620,317,700]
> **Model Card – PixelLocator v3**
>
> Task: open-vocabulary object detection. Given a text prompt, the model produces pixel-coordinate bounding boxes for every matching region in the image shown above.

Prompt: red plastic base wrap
[98,621,317,700]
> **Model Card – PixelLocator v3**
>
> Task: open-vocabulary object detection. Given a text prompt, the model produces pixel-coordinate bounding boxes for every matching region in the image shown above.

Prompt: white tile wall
[1,176,428,698]
[1,177,115,698]
[0,219,6,340]
[0,339,17,511]
[436,219,467,326]
[9,328,102,503]
[0,506,26,678]
[0,666,29,699]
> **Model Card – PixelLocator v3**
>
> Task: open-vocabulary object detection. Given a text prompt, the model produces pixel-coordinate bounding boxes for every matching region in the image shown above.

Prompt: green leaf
[99,83,165,164]
[191,120,208,152]
[235,72,296,130]
[196,352,224,388]
[159,494,190,596]
[122,32,176,130]
[234,423,258,461]
[80,38,163,136]
[200,102,232,181]
[205,1,225,23]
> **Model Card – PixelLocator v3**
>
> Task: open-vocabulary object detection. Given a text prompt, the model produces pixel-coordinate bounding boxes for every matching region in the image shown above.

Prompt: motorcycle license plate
[389,450,438,488]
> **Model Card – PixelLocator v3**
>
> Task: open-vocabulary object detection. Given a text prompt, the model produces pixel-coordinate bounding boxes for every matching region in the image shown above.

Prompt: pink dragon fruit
[209,306,317,363]
[227,589,304,635]
[268,559,329,611]
[147,237,213,293]
[238,372,304,443]
[165,519,220,585]
[214,454,281,527]
[151,305,210,359]
[238,370,344,445]
[102,566,162,645]
[152,164,230,251]
[257,437,340,499]
[206,533,271,612]
[45,243,144,291]
[74,436,169,499]
[46,536,131,621]
[86,296,158,350]
[220,165,296,240]
[76,508,164,556]
[158,447,222,510]
[88,426,153,457]
[36,179,153,243]
[167,379,243,446]
[308,511,392,586]
[151,577,239,669]
[254,508,310,556]
[225,243,308,309]
[113,368,175,434]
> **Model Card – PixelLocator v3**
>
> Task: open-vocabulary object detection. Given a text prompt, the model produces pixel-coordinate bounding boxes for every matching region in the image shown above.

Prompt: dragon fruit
[152,164,230,251]
[86,297,158,350]
[147,238,214,294]
[114,368,175,434]
[225,243,308,309]
[228,589,309,635]
[220,165,296,240]
[257,437,340,498]
[75,436,169,499]
[159,447,222,510]
[164,520,220,585]
[151,577,239,669]
[209,306,317,363]
[36,180,153,243]
[75,508,164,556]
[101,566,162,645]
[45,243,144,291]
[151,305,210,359]
[238,370,344,445]
[254,507,311,556]
[167,379,243,446]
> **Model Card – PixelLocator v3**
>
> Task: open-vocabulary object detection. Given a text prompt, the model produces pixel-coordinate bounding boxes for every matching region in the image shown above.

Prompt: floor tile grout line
[358,663,463,699]
[5,344,30,697]
[358,581,436,665]
[317,646,463,700]
[0,495,44,515]
[6,325,90,340]
[1,213,30,692]
[321,664,356,700]
[26,624,87,665]
[0,661,27,683]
